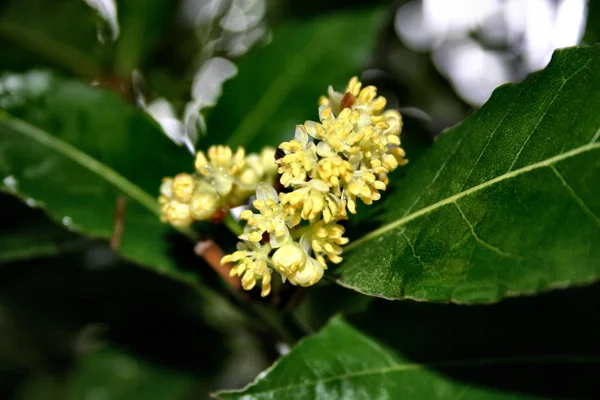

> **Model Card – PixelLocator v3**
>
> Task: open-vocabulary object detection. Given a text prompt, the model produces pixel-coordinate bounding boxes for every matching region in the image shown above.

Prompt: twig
[195,240,241,290]
[110,195,127,251]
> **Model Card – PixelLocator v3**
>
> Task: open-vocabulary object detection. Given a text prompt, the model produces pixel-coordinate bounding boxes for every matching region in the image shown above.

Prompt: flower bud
[190,190,219,220]
[272,242,306,274]
[172,173,195,203]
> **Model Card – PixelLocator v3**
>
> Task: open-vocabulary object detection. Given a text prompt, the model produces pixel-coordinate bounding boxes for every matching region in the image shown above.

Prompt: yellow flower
[239,183,291,247]
[272,240,324,287]
[320,76,387,115]
[233,147,278,202]
[277,127,318,187]
[163,76,408,295]
[279,179,346,224]
[161,200,193,227]
[195,145,246,195]
[171,173,195,203]
[309,222,349,266]
[189,186,219,220]
[271,241,306,274]
[317,155,354,191]
[345,170,387,214]
[222,241,272,297]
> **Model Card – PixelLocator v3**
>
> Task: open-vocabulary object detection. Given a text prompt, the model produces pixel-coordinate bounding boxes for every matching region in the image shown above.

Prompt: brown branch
[195,240,242,290]
[110,195,127,251]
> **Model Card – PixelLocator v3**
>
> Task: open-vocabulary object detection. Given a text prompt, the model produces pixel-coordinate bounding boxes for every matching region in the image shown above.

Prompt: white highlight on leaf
[145,98,187,150]
[220,0,265,33]
[143,58,237,154]
[3,176,18,191]
[191,57,238,106]
[83,0,120,42]
[0,71,52,108]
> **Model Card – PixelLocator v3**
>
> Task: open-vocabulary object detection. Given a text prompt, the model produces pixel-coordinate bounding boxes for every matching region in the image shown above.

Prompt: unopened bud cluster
[159,146,278,227]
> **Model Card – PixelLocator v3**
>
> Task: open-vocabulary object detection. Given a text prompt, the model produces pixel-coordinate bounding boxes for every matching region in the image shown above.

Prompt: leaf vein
[226,355,600,398]
[550,165,600,227]
[0,112,160,215]
[345,142,600,251]
[454,203,522,260]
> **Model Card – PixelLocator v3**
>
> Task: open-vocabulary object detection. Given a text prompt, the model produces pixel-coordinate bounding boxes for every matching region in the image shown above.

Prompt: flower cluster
[159,146,277,227]
[223,77,407,296]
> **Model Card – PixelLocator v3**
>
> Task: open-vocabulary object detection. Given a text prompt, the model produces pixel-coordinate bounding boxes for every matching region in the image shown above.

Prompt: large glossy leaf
[205,7,383,152]
[335,45,600,303]
[0,71,200,284]
[218,285,600,399]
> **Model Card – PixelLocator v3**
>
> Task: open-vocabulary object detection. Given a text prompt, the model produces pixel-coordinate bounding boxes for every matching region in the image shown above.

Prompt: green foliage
[218,285,600,399]
[337,45,600,303]
[0,71,200,284]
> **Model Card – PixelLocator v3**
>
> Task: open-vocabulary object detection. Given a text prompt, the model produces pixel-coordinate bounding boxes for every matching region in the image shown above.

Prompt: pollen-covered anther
[280,179,345,223]
[239,184,291,247]
[317,156,353,188]
[221,241,272,296]
[345,171,387,214]
[277,129,318,187]
[310,222,349,266]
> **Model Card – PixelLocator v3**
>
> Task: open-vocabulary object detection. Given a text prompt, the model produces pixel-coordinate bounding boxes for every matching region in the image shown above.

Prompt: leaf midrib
[220,355,600,398]
[345,141,600,252]
[0,111,160,216]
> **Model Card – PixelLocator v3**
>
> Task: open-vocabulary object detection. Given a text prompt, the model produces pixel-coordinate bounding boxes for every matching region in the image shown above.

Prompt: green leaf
[113,0,174,76]
[66,347,193,400]
[0,71,199,284]
[217,285,600,399]
[0,193,82,263]
[336,45,600,303]
[205,7,383,152]
[0,0,103,78]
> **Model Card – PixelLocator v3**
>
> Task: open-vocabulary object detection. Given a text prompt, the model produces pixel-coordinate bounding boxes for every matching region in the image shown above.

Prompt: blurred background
[0,0,598,398]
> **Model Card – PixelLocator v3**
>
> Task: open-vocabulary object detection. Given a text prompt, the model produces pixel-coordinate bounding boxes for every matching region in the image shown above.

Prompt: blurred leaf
[336,45,600,303]
[0,71,200,286]
[0,193,82,263]
[583,0,600,45]
[205,7,384,152]
[0,0,103,77]
[218,284,600,399]
[0,245,234,399]
[65,347,193,400]
[113,0,174,76]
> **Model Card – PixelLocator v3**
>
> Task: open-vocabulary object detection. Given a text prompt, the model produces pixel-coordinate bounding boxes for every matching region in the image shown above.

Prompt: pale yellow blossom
[239,183,291,247]
[222,241,273,297]
[309,222,349,267]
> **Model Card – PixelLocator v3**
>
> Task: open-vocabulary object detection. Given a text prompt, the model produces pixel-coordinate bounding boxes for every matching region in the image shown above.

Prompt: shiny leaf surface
[219,285,600,399]
[0,71,198,283]
[337,45,600,303]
